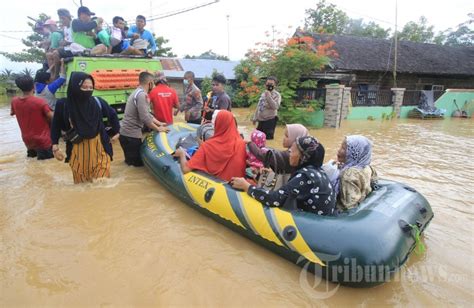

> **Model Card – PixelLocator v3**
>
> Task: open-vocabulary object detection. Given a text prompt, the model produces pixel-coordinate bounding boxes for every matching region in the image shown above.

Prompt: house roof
[297,32,474,76]
[158,58,239,80]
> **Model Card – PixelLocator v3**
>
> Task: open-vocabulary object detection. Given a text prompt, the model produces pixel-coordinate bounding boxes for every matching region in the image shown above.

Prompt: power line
[0,30,33,33]
[147,0,219,22]
[0,33,24,41]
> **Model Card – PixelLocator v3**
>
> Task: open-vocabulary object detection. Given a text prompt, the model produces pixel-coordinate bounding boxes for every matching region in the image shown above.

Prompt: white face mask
[183,79,189,86]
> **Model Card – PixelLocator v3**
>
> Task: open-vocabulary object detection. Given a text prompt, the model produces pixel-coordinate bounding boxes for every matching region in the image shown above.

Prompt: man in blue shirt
[127,15,157,55]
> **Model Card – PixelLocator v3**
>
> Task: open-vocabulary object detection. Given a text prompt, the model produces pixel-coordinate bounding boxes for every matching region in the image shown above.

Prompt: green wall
[435,91,474,117]
[346,106,395,120]
[345,90,474,120]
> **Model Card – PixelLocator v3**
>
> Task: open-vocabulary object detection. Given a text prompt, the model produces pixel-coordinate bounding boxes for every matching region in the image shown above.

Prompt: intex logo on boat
[188,175,210,189]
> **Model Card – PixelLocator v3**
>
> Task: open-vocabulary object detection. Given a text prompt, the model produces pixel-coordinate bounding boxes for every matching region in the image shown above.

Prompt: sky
[0,0,472,72]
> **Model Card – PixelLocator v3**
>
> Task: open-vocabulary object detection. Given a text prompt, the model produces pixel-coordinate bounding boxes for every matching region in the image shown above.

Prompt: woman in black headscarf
[231,136,336,215]
[52,72,112,183]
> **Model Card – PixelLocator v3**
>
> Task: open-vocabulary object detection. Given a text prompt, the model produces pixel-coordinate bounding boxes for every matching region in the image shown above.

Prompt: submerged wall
[435,89,474,117]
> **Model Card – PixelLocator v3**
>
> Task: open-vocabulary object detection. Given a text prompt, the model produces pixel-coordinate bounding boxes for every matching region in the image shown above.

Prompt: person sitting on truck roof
[126,15,157,56]
[71,6,107,55]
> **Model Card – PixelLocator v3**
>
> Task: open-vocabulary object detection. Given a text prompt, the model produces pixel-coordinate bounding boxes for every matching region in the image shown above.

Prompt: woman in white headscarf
[325,135,377,211]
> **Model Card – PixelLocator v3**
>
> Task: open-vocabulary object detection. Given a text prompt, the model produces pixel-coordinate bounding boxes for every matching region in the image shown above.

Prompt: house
[294,31,474,106]
[159,58,239,99]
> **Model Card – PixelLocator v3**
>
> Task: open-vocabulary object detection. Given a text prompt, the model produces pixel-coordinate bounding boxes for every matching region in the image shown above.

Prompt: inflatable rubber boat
[141,123,434,287]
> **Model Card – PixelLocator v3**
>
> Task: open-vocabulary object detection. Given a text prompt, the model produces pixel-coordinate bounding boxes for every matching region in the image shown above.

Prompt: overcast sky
[0,0,472,71]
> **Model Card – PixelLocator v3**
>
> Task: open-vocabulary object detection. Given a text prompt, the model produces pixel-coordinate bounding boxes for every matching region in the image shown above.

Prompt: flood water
[1,95,473,306]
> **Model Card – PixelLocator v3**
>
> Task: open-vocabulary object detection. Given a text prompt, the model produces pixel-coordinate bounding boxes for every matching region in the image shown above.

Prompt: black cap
[77,6,95,17]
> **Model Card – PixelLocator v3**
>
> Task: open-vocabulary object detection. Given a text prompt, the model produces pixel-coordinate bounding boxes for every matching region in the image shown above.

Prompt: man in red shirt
[149,72,179,124]
[10,75,54,159]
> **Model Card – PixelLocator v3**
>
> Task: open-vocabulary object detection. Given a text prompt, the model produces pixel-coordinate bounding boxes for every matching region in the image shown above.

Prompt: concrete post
[391,88,406,118]
[324,84,345,128]
[342,87,352,120]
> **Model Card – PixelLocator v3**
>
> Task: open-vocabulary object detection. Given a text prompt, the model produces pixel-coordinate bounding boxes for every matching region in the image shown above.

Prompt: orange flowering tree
[234,34,336,109]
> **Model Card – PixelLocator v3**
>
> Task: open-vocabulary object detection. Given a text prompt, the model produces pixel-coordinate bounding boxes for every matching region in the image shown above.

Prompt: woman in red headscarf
[173,110,246,181]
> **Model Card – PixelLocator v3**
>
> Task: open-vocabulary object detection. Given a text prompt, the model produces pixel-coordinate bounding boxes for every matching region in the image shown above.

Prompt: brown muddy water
[1,95,473,306]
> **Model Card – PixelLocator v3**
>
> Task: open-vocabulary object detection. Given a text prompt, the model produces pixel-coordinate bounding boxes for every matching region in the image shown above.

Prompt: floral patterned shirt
[248,166,336,215]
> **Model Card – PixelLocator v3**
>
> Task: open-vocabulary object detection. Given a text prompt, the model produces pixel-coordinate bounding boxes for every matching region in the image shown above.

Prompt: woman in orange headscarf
[173,110,246,181]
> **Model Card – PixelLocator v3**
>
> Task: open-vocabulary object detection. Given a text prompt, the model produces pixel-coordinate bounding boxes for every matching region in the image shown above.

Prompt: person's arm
[247,142,266,162]
[47,76,66,94]
[10,100,15,116]
[265,91,281,110]
[136,93,169,132]
[147,31,157,54]
[72,19,98,32]
[50,101,65,161]
[231,176,290,208]
[172,148,192,174]
[338,168,363,210]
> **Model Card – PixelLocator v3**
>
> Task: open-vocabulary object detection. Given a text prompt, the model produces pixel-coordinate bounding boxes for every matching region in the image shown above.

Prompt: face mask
[266,85,274,91]
[78,89,93,101]
[183,79,189,86]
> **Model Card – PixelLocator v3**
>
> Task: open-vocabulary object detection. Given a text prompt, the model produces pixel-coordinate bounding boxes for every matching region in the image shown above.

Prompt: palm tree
[1,68,13,80]
[21,68,34,78]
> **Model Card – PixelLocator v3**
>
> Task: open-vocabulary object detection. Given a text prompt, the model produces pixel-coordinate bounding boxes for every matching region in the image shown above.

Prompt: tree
[21,68,34,78]
[398,16,435,43]
[345,19,391,39]
[304,0,349,34]
[234,36,332,109]
[1,69,13,80]
[184,50,229,61]
[154,35,176,57]
[1,13,50,63]
[441,13,474,46]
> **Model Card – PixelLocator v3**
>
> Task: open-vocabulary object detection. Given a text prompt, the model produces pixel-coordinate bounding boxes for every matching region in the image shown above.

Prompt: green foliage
[154,36,176,57]
[233,59,262,107]
[345,19,391,39]
[304,1,471,47]
[381,111,397,120]
[439,13,474,47]
[398,16,435,43]
[184,50,229,61]
[200,76,212,97]
[305,0,349,34]
[278,105,323,127]
[299,79,318,89]
[1,13,50,63]
[20,68,34,78]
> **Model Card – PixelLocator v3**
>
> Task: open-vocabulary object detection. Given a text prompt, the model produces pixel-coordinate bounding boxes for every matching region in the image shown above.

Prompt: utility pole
[272,25,275,49]
[393,0,398,88]
[227,14,230,59]
[150,0,154,33]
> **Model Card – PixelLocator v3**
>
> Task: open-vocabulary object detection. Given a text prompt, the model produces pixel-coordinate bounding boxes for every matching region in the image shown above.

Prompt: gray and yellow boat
[141,123,434,287]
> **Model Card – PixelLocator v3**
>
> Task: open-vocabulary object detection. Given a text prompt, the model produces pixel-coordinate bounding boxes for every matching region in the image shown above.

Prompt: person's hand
[132,33,140,39]
[173,148,185,158]
[204,106,211,112]
[157,126,170,133]
[52,145,65,161]
[230,177,251,192]
[173,109,179,116]
[110,133,120,142]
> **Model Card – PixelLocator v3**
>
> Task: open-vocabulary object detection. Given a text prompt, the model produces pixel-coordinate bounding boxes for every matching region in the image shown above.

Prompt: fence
[296,88,326,105]
[402,90,445,106]
[350,89,393,106]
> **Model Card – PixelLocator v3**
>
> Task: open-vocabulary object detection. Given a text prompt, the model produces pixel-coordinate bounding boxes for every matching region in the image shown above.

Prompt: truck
[57,56,163,115]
